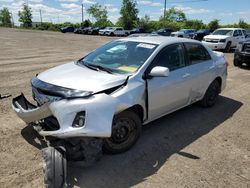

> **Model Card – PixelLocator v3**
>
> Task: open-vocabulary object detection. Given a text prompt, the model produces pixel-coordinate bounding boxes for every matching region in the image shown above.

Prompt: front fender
[12,93,120,138]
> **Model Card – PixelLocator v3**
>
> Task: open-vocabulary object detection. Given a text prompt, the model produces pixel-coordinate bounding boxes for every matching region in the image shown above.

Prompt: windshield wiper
[80,60,113,74]
[80,60,99,71]
[90,64,113,74]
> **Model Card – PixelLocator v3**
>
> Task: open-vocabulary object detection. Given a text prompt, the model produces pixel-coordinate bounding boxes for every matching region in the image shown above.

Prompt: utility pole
[39,9,42,24]
[10,12,14,27]
[81,3,84,26]
[164,0,167,18]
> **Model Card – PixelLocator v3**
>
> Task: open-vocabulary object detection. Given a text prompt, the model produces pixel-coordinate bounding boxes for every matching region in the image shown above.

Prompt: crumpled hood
[37,62,127,92]
[204,35,229,40]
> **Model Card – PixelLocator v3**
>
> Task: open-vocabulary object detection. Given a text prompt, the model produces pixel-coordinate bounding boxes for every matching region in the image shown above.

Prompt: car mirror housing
[149,66,170,77]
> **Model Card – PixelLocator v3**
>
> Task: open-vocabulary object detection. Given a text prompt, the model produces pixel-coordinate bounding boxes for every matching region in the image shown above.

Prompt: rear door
[147,43,192,120]
[232,30,240,47]
[184,43,215,101]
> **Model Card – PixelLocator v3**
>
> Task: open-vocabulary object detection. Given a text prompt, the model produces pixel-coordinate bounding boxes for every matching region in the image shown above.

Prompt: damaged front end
[12,78,124,187]
[12,78,121,139]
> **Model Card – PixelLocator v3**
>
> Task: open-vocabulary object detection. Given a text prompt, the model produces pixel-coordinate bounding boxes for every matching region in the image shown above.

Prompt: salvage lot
[0,28,249,188]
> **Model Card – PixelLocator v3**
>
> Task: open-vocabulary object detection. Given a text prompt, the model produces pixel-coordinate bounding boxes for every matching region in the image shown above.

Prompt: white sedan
[12,36,228,186]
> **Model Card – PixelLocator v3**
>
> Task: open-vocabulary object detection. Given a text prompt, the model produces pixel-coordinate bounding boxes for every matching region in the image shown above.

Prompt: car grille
[242,43,250,52]
[205,39,219,43]
[32,86,61,106]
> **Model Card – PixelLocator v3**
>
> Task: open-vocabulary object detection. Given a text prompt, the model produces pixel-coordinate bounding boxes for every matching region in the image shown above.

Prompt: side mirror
[149,66,170,77]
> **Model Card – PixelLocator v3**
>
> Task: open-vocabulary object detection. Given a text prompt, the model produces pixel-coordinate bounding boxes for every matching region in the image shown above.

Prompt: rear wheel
[103,110,141,154]
[200,80,220,107]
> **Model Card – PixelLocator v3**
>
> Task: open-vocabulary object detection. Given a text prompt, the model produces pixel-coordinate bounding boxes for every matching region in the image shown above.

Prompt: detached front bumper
[12,93,119,138]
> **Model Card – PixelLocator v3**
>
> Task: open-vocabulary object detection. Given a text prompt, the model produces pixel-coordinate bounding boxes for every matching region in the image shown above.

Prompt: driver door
[147,43,192,121]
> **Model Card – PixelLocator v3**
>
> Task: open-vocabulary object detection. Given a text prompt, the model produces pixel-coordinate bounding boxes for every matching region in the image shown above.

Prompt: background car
[82,27,92,34]
[60,26,75,33]
[105,27,127,36]
[202,28,247,52]
[88,27,105,35]
[129,28,147,35]
[193,29,213,41]
[234,39,250,66]
[170,29,196,38]
[74,27,84,34]
[152,28,174,36]
[99,27,112,35]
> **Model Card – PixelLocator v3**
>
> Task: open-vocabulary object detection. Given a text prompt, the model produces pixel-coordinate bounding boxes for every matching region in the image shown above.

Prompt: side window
[238,30,243,36]
[242,30,246,36]
[233,30,239,37]
[185,43,211,65]
[153,44,185,71]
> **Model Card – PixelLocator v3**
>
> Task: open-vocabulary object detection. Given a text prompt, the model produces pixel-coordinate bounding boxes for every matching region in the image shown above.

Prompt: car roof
[217,28,244,30]
[119,36,199,45]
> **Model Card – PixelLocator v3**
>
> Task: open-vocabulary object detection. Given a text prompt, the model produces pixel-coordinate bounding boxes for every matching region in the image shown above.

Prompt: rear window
[185,43,211,65]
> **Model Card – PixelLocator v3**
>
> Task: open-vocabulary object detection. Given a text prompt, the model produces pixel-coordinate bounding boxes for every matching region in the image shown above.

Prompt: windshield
[78,41,157,74]
[212,29,233,36]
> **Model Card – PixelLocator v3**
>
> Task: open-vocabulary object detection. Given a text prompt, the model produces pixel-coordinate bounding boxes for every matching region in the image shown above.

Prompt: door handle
[182,73,191,78]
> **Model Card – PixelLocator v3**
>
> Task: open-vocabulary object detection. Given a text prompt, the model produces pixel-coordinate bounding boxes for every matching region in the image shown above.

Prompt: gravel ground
[0,28,249,188]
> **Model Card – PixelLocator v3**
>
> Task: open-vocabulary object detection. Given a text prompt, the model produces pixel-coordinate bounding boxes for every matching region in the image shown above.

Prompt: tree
[82,19,91,27]
[87,3,108,26]
[137,15,151,30]
[18,4,32,28]
[119,0,139,30]
[163,7,186,22]
[208,19,219,30]
[238,19,248,29]
[184,19,205,30]
[0,8,11,27]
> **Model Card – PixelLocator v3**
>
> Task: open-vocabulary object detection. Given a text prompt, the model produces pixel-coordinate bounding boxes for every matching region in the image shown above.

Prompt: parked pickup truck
[105,27,128,36]
[234,39,250,66]
[202,28,248,52]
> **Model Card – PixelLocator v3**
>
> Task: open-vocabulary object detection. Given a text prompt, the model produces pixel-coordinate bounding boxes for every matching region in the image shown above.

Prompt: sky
[0,0,250,26]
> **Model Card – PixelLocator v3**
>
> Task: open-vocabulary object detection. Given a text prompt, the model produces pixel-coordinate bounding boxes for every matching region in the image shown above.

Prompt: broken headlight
[31,77,93,99]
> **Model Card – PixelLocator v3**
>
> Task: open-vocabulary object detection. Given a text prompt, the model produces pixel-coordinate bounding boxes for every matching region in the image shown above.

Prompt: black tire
[233,59,242,67]
[103,110,142,154]
[42,147,67,188]
[224,42,231,52]
[200,80,220,107]
[110,32,114,36]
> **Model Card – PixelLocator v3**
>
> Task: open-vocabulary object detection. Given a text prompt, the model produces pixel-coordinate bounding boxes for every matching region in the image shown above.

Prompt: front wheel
[42,146,67,188]
[200,80,220,107]
[233,59,242,67]
[224,42,231,52]
[103,110,141,154]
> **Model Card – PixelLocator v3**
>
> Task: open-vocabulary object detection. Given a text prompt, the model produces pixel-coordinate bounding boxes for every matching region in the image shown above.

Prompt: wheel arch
[214,76,222,93]
[124,104,144,123]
